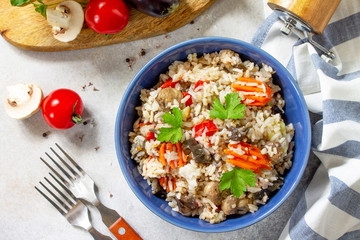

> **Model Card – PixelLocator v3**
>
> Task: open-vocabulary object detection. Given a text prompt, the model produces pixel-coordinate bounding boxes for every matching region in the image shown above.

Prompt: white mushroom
[4,83,43,119]
[46,1,84,42]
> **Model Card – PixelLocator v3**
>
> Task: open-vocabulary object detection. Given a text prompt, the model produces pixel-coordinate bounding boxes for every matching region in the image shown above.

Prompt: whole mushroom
[46,1,84,42]
[4,83,43,119]
[221,195,239,215]
[203,181,222,205]
[156,87,183,110]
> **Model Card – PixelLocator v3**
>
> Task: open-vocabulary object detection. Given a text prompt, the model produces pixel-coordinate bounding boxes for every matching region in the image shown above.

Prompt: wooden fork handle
[109,217,142,240]
[96,202,142,240]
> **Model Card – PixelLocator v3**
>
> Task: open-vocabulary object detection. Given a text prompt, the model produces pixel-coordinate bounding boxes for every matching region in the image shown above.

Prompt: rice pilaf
[129,50,294,223]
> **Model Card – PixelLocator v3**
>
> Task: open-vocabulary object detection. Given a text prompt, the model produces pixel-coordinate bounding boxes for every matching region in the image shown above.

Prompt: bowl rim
[115,36,311,232]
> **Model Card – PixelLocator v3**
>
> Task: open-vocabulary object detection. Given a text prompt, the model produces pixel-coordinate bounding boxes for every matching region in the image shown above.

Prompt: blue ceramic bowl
[115,37,311,232]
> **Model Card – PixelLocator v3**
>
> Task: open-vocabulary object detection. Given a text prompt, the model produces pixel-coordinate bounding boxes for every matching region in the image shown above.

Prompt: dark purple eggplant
[124,0,180,18]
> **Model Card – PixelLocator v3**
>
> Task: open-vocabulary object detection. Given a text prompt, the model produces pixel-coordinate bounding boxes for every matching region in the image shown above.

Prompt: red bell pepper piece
[194,120,218,138]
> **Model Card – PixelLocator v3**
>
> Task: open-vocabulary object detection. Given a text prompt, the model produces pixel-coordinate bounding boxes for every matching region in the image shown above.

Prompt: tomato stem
[72,101,83,124]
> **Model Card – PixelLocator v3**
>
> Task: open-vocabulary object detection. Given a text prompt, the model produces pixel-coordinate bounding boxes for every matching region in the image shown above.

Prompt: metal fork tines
[35,174,111,240]
[41,143,99,206]
[40,143,142,240]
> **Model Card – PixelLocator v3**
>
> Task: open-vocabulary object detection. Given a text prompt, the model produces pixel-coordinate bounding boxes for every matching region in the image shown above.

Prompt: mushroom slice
[46,1,84,42]
[4,83,43,119]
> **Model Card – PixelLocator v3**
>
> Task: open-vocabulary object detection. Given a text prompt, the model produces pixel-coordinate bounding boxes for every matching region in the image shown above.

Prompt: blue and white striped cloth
[252,1,360,239]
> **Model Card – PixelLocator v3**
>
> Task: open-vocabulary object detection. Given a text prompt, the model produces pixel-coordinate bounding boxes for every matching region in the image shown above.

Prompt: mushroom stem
[46,8,71,30]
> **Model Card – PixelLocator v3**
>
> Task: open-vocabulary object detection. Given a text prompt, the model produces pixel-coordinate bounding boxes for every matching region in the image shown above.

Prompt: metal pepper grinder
[268,0,341,62]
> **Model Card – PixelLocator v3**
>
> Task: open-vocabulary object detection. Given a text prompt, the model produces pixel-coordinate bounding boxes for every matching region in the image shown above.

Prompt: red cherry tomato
[42,89,84,130]
[85,0,129,34]
[194,120,218,138]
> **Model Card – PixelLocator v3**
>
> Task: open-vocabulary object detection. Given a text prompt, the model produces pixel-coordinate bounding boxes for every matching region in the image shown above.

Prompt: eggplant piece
[124,0,180,18]
[175,196,198,216]
[183,138,212,164]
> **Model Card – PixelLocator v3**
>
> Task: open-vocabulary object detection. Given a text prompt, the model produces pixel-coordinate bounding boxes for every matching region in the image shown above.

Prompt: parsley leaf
[219,167,256,198]
[157,107,183,143]
[10,0,30,6]
[210,92,245,120]
[33,0,52,19]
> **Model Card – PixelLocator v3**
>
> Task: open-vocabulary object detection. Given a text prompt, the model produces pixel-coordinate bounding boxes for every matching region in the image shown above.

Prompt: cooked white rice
[129,50,294,224]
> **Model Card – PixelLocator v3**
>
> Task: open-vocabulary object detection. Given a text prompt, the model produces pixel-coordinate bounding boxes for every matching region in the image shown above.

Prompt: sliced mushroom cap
[46,1,84,42]
[221,195,238,215]
[203,181,221,205]
[4,83,43,119]
[156,87,183,110]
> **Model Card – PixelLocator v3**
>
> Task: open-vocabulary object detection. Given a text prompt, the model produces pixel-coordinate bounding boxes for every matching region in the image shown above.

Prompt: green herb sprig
[11,0,30,6]
[156,107,183,143]
[210,92,245,120]
[10,0,87,19]
[219,167,256,198]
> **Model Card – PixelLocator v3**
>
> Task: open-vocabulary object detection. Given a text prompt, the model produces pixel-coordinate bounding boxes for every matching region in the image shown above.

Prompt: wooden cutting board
[0,0,216,51]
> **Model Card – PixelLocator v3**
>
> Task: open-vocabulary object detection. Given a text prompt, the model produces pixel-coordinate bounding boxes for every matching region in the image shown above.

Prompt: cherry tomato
[194,120,218,138]
[85,0,129,34]
[42,89,84,129]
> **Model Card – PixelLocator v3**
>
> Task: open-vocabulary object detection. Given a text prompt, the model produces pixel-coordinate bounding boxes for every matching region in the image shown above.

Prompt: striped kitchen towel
[251,1,360,239]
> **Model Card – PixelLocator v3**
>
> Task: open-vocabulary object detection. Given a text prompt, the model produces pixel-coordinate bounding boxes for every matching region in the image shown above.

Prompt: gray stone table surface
[0,1,320,239]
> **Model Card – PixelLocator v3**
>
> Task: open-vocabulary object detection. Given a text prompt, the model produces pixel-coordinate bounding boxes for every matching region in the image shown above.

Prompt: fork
[35,175,112,240]
[40,143,142,240]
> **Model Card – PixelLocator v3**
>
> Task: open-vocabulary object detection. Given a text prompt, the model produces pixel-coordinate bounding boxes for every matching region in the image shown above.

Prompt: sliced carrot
[225,142,272,171]
[231,84,265,93]
[172,178,177,191]
[183,153,188,163]
[159,177,165,188]
[169,161,176,169]
[167,142,173,151]
[175,143,184,167]
[226,158,259,171]
[224,148,243,158]
[232,77,273,106]
[159,143,167,165]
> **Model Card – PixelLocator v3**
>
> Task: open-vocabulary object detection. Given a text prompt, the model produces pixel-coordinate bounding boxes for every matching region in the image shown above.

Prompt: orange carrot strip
[224,148,244,158]
[175,143,184,167]
[169,161,175,169]
[167,142,173,151]
[232,77,273,107]
[226,142,272,170]
[243,94,272,102]
[228,143,240,148]
[232,84,265,93]
[183,153,188,163]
[226,158,259,172]
[159,177,165,188]
[172,178,177,191]
[159,143,167,165]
